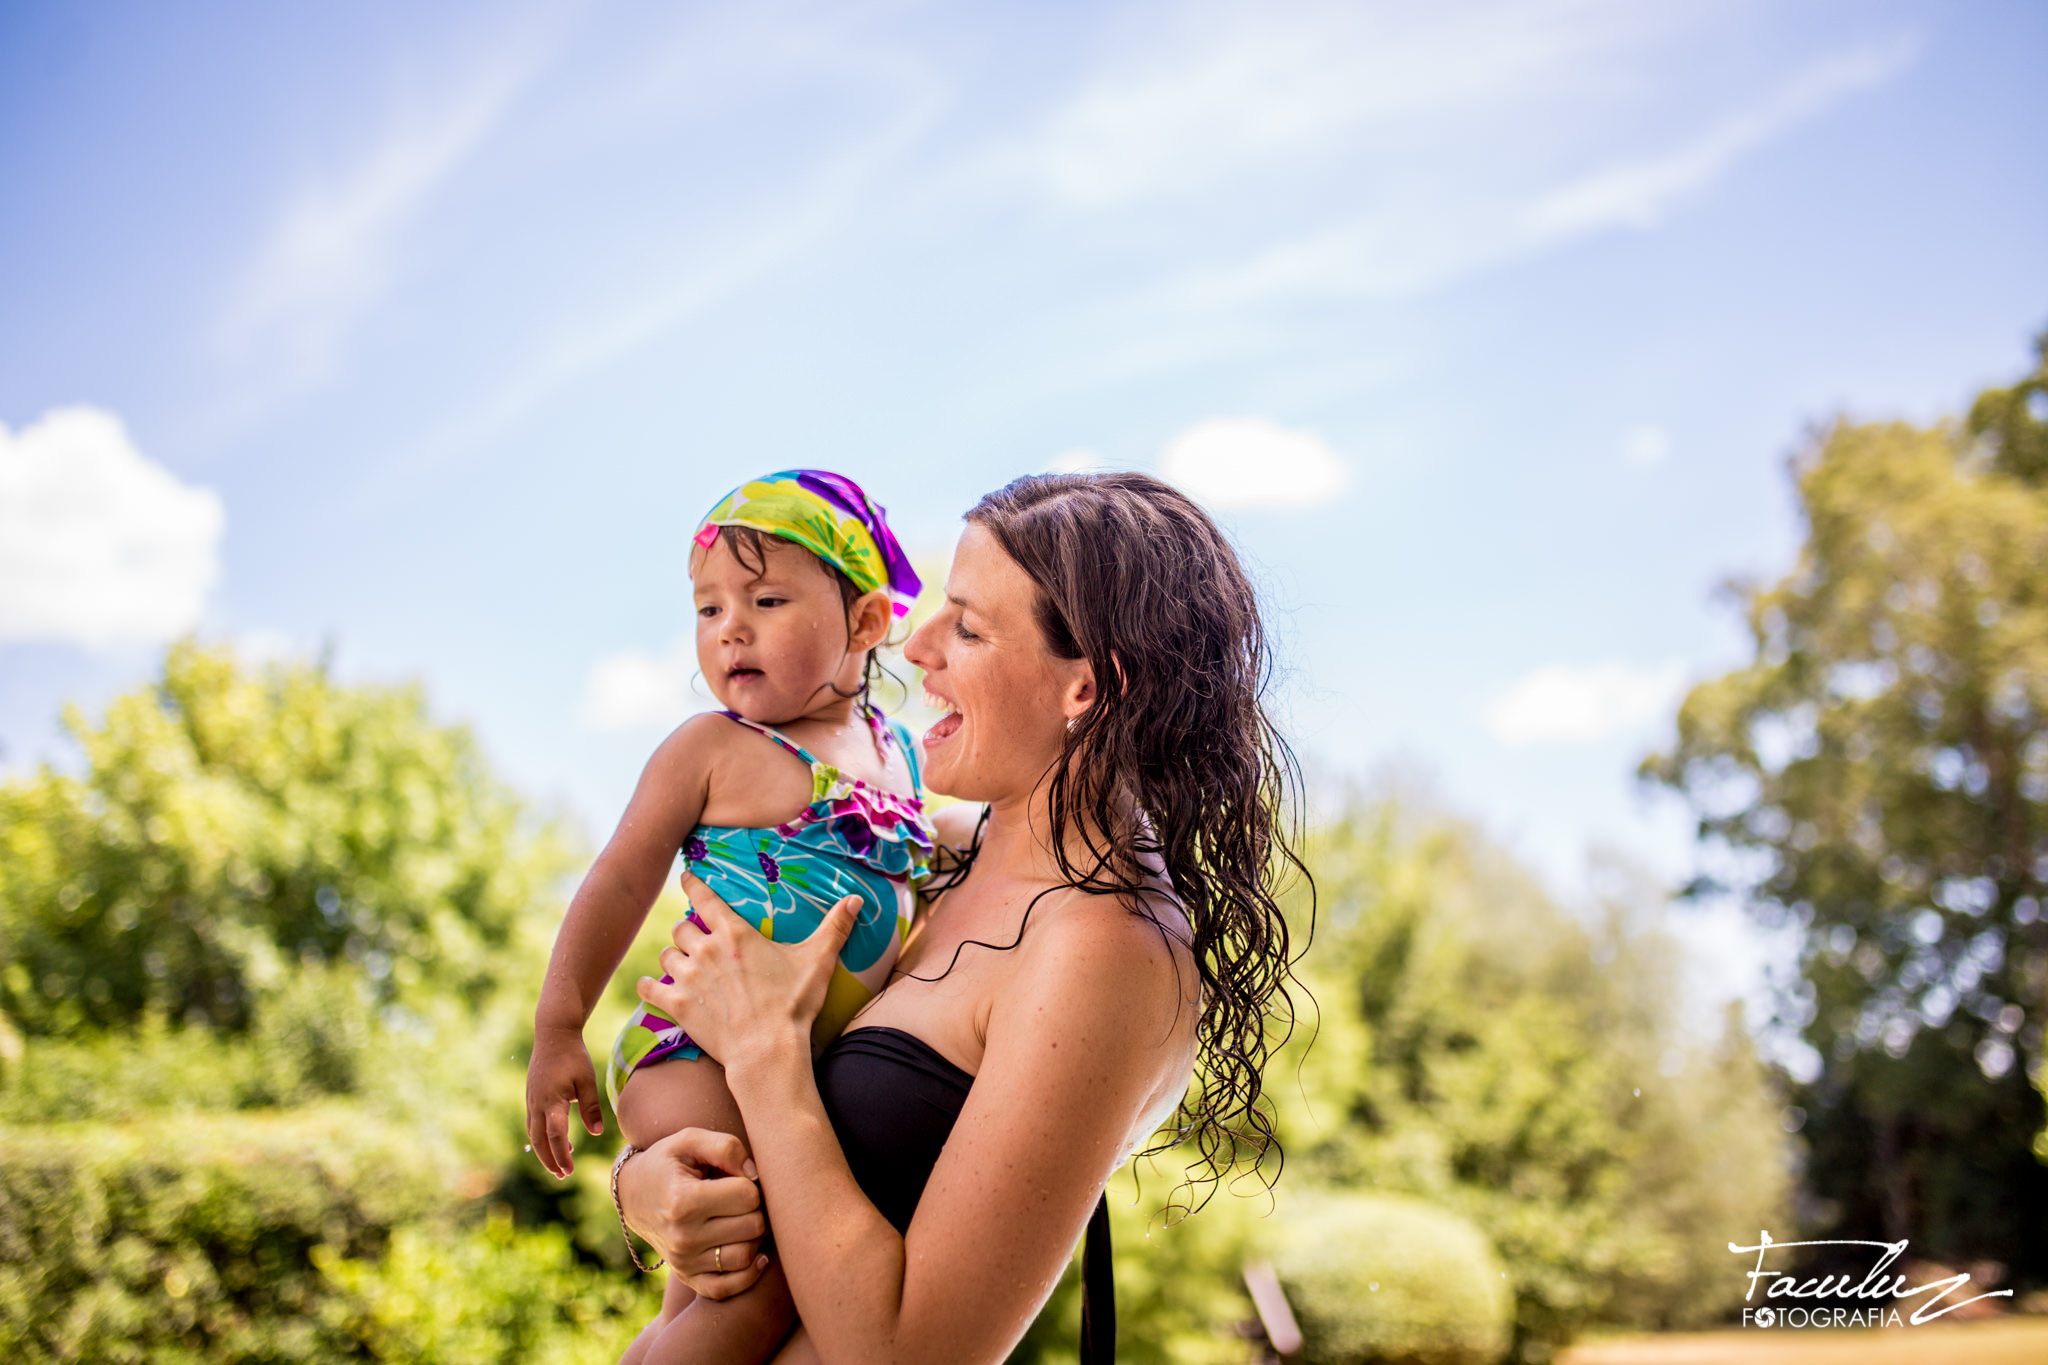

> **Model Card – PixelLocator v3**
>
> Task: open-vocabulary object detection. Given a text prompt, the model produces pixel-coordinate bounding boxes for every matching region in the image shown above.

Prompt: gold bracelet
[609,1144,665,1273]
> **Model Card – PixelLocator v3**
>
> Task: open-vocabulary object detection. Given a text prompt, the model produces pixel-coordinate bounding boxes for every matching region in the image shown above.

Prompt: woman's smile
[920,685,963,745]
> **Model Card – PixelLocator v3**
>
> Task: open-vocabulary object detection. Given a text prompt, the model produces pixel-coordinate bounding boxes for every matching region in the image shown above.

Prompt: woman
[615,472,1305,1363]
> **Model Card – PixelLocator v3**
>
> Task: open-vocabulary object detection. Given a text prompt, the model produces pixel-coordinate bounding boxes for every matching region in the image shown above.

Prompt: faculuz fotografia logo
[1731,1231,2013,1328]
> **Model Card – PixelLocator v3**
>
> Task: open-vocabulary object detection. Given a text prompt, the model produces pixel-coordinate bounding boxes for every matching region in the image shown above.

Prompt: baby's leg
[615,1058,798,1365]
[620,1276,696,1365]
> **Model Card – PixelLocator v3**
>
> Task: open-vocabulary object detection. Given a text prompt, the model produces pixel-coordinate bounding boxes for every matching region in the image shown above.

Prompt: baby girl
[526,470,933,1364]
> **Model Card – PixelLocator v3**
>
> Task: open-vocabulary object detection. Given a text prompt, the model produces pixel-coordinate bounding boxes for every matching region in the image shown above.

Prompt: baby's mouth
[728,666,764,684]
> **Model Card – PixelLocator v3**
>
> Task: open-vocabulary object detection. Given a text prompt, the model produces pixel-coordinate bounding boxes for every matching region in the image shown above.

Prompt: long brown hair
[940,471,1311,1201]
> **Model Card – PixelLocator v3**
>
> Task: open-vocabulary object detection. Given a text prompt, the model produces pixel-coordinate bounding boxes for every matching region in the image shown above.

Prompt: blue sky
[4,0,2045,1024]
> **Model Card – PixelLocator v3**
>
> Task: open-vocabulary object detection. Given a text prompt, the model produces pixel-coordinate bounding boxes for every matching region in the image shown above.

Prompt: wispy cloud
[999,0,1678,211]
[1167,35,1916,306]
[212,37,558,408]
[1521,37,1917,241]
[362,30,947,496]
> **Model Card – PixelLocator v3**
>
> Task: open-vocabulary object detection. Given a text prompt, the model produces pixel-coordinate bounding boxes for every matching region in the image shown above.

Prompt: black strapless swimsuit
[816,1026,1115,1363]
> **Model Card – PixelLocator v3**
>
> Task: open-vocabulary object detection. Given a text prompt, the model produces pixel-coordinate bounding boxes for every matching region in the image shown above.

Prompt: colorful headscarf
[693,470,922,618]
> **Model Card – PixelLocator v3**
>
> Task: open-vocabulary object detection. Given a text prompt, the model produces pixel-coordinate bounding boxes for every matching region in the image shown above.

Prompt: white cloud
[1156,417,1348,509]
[1621,424,1672,467]
[0,407,225,649]
[579,639,715,732]
[1486,661,1685,746]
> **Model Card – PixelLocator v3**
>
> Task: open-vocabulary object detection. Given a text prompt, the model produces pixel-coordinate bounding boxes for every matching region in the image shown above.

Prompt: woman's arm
[645,878,1196,1364]
[524,715,721,1176]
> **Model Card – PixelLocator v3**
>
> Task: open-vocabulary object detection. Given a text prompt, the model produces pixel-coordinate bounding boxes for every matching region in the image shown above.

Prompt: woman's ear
[1060,658,1098,722]
[848,590,894,652]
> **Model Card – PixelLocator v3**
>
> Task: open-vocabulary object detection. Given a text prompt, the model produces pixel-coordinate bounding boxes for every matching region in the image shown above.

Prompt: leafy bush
[0,649,661,1364]
[1268,1192,1511,1365]
[1270,802,1791,1360]
[0,969,380,1123]
[315,1208,659,1364]
[0,1108,458,1362]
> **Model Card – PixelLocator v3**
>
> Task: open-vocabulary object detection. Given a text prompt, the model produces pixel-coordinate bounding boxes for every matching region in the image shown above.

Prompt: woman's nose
[901,615,937,669]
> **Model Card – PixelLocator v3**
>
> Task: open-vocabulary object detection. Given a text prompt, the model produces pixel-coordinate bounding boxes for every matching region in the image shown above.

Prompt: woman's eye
[952,621,978,642]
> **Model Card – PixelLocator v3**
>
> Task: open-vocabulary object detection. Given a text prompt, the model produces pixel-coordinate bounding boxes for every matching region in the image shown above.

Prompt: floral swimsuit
[607,710,935,1108]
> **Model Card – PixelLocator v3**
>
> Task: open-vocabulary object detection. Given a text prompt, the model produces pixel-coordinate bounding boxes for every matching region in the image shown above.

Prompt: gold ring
[714,1245,724,1273]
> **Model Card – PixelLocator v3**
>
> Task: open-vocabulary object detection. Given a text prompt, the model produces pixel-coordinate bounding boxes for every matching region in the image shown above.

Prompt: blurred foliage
[0,641,571,1036]
[1268,1193,1511,1365]
[1017,800,1788,1365]
[315,1209,658,1365]
[1644,335,2048,1278]
[0,646,659,1362]
[1012,1154,1266,1365]
[1,645,1798,1363]
[1271,802,1788,1362]
[0,1107,454,1362]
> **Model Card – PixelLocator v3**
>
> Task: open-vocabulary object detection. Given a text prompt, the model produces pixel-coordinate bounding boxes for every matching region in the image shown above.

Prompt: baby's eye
[697,604,719,618]
[756,595,787,609]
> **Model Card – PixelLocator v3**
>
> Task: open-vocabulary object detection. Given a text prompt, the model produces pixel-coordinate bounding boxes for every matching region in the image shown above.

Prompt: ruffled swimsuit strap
[718,710,823,770]
[882,712,922,793]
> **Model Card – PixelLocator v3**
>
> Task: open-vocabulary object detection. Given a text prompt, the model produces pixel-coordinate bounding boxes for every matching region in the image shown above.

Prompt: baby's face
[692,534,852,723]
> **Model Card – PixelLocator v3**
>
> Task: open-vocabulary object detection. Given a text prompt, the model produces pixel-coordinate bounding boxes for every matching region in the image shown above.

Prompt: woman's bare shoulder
[1016,882,1198,1016]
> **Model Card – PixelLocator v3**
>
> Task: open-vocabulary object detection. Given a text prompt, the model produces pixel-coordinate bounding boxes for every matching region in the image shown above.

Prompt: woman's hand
[635,872,858,1071]
[616,1127,772,1299]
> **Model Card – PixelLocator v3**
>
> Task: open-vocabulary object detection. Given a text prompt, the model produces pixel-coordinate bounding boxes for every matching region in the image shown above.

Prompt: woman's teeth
[922,686,957,714]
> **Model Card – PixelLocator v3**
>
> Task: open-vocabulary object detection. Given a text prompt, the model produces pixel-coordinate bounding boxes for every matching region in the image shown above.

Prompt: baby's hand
[525,1025,604,1179]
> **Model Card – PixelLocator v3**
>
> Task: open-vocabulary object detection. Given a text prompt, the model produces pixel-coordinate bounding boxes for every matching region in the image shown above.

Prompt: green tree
[1017,799,1790,1365]
[1278,800,1789,1362]
[0,642,570,1037]
[1644,337,2048,1279]
[0,646,666,1362]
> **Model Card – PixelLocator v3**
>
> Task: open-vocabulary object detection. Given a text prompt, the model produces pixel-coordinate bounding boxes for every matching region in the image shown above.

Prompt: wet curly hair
[928,471,1312,1202]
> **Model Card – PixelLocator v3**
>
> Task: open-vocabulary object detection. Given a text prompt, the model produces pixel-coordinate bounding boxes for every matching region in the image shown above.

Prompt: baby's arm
[525,713,730,1177]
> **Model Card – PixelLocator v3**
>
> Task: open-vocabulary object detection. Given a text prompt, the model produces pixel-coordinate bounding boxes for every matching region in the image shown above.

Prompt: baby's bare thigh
[616,1056,750,1151]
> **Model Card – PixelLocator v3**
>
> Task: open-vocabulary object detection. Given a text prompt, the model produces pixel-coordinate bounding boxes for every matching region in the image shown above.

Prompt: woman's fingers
[665,1125,757,1181]
[676,870,753,936]
[697,1237,767,1277]
[682,1255,772,1302]
[698,1210,766,1247]
[813,894,859,959]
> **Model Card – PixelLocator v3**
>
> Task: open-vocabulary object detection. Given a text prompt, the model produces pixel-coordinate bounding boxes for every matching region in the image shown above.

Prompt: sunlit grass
[1560,1315,2048,1365]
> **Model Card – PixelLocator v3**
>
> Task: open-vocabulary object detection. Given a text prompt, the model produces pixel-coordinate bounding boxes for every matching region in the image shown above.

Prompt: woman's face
[903,522,1094,802]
